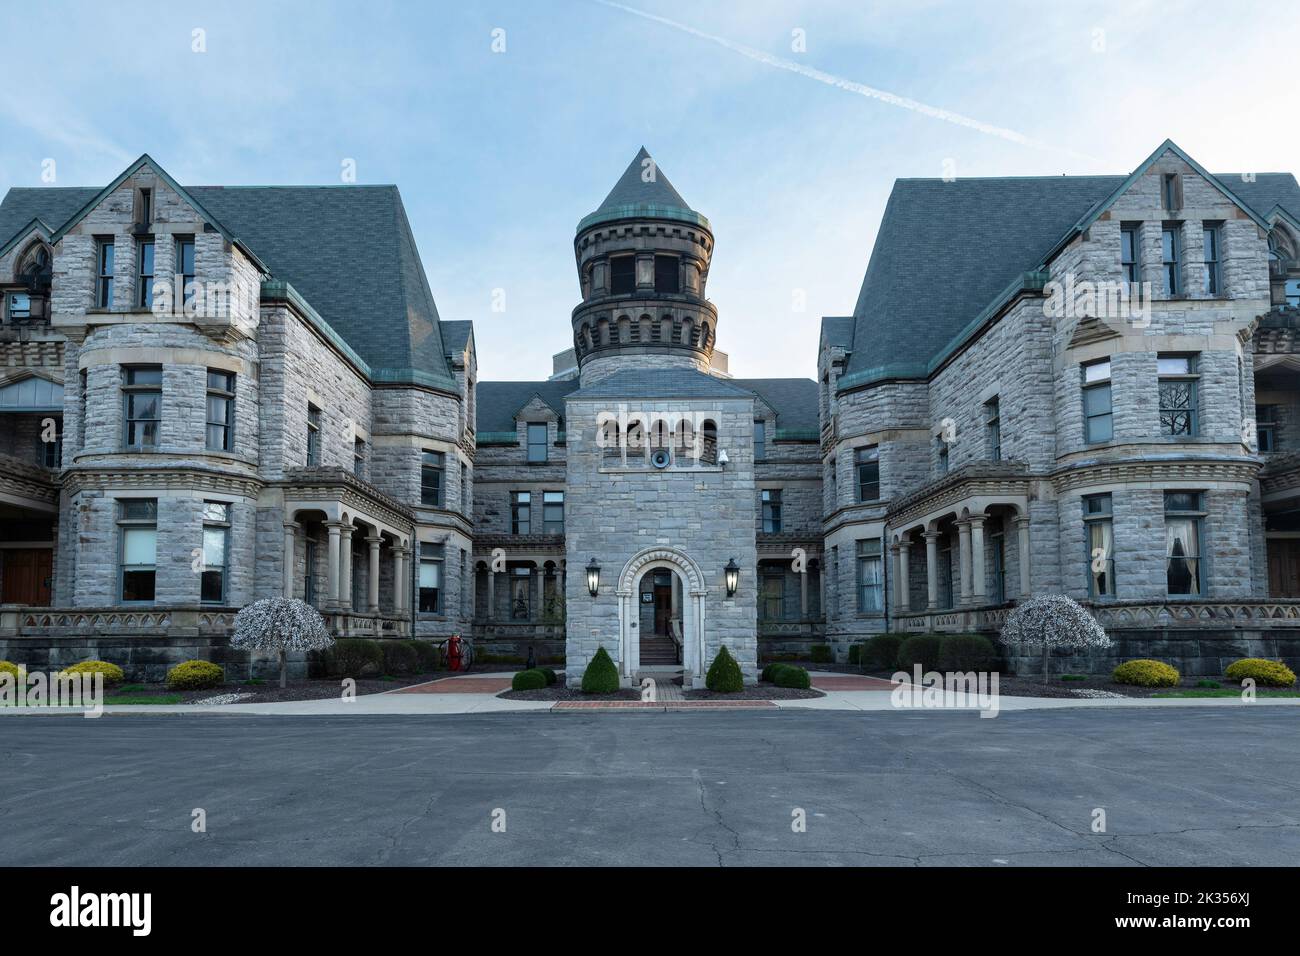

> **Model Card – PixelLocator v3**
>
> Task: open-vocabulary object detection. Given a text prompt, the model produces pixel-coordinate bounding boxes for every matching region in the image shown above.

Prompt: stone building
[1,141,1297,681]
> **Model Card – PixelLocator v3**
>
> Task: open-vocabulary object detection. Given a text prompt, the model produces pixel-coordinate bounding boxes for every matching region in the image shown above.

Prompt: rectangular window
[1082,359,1113,443]
[8,292,32,320]
[304,538,317,606]
[306,404,321,465]
[418,542,443,613]
[1158,354,1198,436]
[41,428,62,468]
[510,566,532,620]
[421,451,445,506]
[855,446,880,501]
[526,422,548,463]
[936,435,949,474]
[460,462,468,513]
[761,489,782,533]
[136,238,155,308]
[119,498,157,602]
[122,365,162,449]
[176,237,196,305]
[1257,404,1278,453]
[1083,493,1115,598]
[654,255,679,294]
[985,397,1001,461]
[760,571,783,621]
[511,491,531,534]
[1202,224,1221,295]
[137,188,152,225]
[610,255,635,295]
[1165,492,1204,596]
[753,420,766,461]
[856,539,883,613]
[96,239,115,308]
[542,490,564,534]
[353,437,366,478]
[1162,226,1181,295]
[205,369,235,451]
[1162,173,1180,211]
[201,501,229,604]
[1120,224,1141,288]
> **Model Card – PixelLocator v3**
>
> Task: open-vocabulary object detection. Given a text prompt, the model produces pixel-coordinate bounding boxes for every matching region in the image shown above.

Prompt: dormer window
[136,188,152,226]
[1161,173,1181,211]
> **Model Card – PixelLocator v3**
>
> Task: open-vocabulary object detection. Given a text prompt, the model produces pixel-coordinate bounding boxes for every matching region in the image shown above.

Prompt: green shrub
[809,644,833,664]
[1113,659,1180,687]
[862,633,905,671]
[581,646,619,694]
[937,634,998,672]
[537,667,558,686]
[166,660,224,690]
[58,660,124,685]
[896,634,942,673]
[847,643,862,665]
[761,662,790,683]
[405,640,439,672]
[380,641,419,676]
[706,646,744,693]
[511,669,547,691]
[1224,658,1296,687]
[1196,679,1221,689]
[774,665,811,689]
[0,661,26,683]
[327,639,384,678]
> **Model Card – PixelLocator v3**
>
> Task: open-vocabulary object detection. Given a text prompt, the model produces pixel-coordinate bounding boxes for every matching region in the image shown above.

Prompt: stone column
[365,536,382,613]
[487,565,496,621]
[957,519,972,606]
[1015,516,1032,598]
[923,530,941,611]
[339,525,354,612]
[897,540,911,613]
[282,522,298,599]
[393,547,408,613]
[799,559,808,619]
[325,522,342,607]
[969,515,987,603]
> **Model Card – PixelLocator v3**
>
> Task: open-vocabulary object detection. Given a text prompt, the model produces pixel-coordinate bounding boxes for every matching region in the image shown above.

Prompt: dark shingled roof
[476,379,581,433]
[596,147,691,213]
[1226,173,1300,222]
[0,182,453,386]
[440,319,473,357]
[731,378,819,433]
[566,367,754,402]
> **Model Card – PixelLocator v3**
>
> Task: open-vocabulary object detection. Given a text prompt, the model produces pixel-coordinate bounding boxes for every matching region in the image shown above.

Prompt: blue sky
[3,0,1297,380]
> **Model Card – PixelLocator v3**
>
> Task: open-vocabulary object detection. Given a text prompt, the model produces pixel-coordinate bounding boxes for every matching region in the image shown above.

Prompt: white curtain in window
[1089,520,1113,595]
[1166,518,1199,595]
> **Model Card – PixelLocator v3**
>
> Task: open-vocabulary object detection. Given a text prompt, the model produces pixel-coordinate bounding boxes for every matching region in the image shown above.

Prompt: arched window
[7,241,52,322]
[701,419,718,465]
[1268,225,1296,276]
[601,417,621,459]
[675,416,696,466]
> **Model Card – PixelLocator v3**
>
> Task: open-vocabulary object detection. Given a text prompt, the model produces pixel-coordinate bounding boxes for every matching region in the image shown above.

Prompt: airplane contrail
[594,0,1095,159]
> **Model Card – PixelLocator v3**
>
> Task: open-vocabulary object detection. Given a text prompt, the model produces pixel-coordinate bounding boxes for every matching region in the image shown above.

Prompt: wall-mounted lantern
[586,557,601,596]
[724,557,740,597]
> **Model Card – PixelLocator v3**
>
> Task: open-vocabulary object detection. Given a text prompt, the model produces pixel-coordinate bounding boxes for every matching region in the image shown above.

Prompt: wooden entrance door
[2,548,52,605]
[1268,539,1300,598]
[653,573,673,636]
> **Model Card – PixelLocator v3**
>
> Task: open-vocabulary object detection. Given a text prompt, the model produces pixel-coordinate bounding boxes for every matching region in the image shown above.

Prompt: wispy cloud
[594,0,1097,160]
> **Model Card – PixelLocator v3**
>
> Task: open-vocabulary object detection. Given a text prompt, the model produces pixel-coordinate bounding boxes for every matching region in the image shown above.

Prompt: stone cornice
[279,467,415,529]
[62,465,263,498]
[1049,455,1261,493]
[886,462,1033,527]
[0,454,58,505]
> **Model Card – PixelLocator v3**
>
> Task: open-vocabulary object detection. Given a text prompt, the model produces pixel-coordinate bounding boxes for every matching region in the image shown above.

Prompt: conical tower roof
[578,147,709,232]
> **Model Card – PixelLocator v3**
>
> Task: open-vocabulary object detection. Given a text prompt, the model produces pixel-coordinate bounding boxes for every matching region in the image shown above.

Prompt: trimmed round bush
[511,669,547,691]
[0,661,26,683]
[166,660,224,690]
[380,640,419,676]
[862,634,904,671]
[937,634,999,672]
[405,640,439,672]
[761,662,789,683]
[774,665,811,689]
[1113,659,1180,687]
[896,634,942,673]
[537,667,558,686]
[809,644,833,664]
[327,639,384,679]
[1224,658,1296,687]
[581,646,620,694]
[58,660,124,685]
[706,646,744,693]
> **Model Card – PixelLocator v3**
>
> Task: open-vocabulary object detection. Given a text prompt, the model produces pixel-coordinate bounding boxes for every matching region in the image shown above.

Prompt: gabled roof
[577,148,709,232]
[730,378,819,434]
[819,316,855,351]
[840,140,1299,392]
[0,159,456,388]
[566,367,754,401]
[476,379,581,434]
[0,215,56,261]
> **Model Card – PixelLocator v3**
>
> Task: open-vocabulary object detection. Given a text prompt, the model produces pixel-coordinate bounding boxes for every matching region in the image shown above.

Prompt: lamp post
[586,557,601,596]
[724,557,740,597]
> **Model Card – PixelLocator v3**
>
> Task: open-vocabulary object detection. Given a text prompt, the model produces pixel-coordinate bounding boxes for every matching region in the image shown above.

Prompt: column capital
[365,535,383,547]
[283,521,300,533]
[967,513,988,529]
[922,529,943,540]
[1013,514,1032,529]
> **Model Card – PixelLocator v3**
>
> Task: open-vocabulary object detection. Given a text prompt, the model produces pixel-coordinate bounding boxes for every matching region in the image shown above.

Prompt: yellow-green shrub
[1224,658,1296,688]
[1112,659,1179,687]
[166,659,225,690]
[58,660,125,685]
[0,661,26,683]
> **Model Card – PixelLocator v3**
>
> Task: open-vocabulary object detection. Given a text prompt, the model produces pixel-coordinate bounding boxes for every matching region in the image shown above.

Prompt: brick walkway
[810,674,901,692]
[553,699,776,710]
[393,676,514,694]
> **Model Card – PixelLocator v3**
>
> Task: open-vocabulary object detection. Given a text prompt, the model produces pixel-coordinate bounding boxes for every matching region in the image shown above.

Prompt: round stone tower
[572,147,718,385]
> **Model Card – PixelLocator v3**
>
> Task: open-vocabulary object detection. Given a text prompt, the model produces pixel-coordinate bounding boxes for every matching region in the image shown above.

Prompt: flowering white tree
[230,598,334,688]
[1000,594,1112,684]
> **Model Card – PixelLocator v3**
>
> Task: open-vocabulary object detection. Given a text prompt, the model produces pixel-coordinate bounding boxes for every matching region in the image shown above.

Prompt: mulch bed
[686,684,824,700]
[864,669,1261,700]
[501,677,824,701]
[108,672,446,705]
[499,683,642,702]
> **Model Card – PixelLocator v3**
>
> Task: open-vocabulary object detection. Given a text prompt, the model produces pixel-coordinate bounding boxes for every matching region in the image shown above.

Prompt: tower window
[610,256,635,295]
[654,255,679,294]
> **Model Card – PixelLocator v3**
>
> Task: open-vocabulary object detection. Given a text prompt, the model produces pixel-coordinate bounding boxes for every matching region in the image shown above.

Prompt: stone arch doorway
[617,546,708,687]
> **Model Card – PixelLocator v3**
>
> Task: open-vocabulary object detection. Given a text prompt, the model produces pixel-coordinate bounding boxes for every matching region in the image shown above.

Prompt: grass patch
[1152,689,1300,699]
[103,694,183,705]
